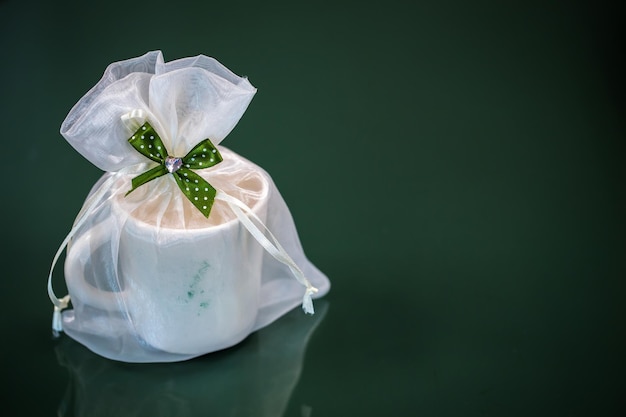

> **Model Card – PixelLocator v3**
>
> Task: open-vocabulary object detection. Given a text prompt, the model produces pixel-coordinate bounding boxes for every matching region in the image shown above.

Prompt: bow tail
[126,165,169,196]
[172,168,217,218]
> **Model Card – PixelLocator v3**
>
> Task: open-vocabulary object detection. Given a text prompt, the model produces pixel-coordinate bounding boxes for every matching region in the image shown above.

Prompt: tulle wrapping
[57,51,330,362]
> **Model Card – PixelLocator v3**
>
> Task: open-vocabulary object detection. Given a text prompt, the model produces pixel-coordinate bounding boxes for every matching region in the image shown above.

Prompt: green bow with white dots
[126,122,223,218]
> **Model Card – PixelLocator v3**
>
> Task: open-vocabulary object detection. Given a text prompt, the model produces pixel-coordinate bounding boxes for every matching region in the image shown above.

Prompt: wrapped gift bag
[47,51,330,363]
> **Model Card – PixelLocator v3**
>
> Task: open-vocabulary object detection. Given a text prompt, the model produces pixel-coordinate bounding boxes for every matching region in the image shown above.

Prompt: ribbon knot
[126,122,223,217]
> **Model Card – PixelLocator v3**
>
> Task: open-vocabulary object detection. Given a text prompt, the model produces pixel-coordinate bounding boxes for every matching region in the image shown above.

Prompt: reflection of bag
[55,301,328,417]
[47,51,330,363]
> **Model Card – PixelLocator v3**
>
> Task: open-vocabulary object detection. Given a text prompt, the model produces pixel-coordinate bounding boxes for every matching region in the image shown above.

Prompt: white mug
[64,170,270,355]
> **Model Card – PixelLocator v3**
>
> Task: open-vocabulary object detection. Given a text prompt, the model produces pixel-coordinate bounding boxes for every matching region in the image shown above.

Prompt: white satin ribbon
[215,190,318,314]
[47,169,130,334]
[120,109,147,132]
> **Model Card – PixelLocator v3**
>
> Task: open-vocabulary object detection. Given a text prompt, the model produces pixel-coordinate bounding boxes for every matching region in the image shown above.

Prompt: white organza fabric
[50,51,330,363]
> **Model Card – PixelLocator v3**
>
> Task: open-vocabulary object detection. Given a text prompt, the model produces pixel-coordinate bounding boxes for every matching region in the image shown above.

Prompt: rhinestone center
[164,156,183,173]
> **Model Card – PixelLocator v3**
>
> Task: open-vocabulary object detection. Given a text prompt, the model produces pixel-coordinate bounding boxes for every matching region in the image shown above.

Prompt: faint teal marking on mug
[187,261,210,300]
[184,261,212,315]
[197,301,210,316]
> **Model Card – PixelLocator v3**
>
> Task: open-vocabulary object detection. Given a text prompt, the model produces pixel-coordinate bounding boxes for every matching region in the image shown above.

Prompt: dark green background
[0,0,624,415]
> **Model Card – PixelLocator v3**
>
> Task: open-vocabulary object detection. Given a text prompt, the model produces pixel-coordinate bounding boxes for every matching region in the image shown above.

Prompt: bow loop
[128,123,168,163]
[182,139,223,170]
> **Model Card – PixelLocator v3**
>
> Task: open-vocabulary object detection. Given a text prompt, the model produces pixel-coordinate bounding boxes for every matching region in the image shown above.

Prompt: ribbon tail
[52,295,71,336]
[302,287,318,315]
[126,165,168,196]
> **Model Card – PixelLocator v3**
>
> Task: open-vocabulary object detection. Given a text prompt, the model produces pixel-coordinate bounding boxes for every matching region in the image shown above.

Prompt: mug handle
[64,216,125,313]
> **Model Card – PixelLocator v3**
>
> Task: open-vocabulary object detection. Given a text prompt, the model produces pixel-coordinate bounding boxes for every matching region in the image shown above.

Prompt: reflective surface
[0,0,624,415]
[55,302,328,416]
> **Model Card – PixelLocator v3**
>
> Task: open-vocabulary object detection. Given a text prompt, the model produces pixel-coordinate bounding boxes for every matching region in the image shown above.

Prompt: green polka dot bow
[126,122,223,217]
